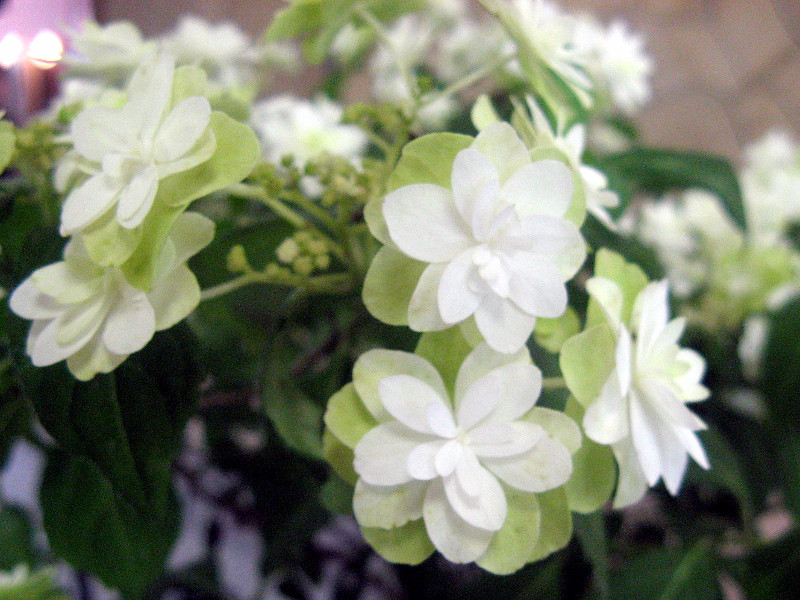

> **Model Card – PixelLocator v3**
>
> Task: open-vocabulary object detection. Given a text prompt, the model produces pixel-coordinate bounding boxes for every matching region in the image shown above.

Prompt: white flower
[65,21,155,82]
[526,97,619,227]
[9,213,214,381]
[58,54,216,236]
[250,95,367,167]
[572,18,652,114]
[352,344,574,563]
[582,278,710,507]
[383,123,585,353]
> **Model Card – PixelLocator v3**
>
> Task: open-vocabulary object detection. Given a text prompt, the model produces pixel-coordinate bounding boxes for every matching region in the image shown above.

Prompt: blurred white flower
[382,122,585,353]
[583,278,709,507]
[58,54,215,235]
[249,95,367,167]
[9,213,214,381]
[64,21,156,83]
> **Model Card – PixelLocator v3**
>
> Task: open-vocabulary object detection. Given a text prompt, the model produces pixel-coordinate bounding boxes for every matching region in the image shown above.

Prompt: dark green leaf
[0,506,35,569]
[574,512,608,599]
[598,148,746,231]
[735,529,800,600]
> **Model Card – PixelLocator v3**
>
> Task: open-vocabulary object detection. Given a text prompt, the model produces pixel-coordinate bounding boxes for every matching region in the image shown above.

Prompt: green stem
[542,376,567,390]
[228,183,307,228]
[354,5,420,102]
[200,271,354,302]
[419,52,516,107]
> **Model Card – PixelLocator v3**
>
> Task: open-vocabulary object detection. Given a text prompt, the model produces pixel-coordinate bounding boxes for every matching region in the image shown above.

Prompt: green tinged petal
[387,133,473,192]
[560,324,616,407]
[523,407,582,454]
[81,211,142,267]
[534,306,581,353]
[477,488,541,574]
[324,383,378,449]
[587,249,649,328]
[414,328,473,397]
[529,488,572,562]
[564,398,616,513]
[362,247,426,326]
[323,429,358,485]
[361,519,435,565]
[170,65,209,105]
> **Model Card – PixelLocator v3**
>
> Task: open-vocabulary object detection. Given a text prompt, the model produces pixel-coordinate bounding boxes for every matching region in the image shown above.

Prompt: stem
[542,376,567,390]
[419,52,516,107]
[200,271,353,302]
[355,5,420,102]
[228,183,307,228]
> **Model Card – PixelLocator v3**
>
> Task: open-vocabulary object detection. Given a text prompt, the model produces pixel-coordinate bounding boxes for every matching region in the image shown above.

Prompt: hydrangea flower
[579,277,710,507]
[370,122,585,353]
[9,213,214,381]
[64,21,155,83]
[58,54,216,237]
[326,342,580,568]
[249,95,367,167]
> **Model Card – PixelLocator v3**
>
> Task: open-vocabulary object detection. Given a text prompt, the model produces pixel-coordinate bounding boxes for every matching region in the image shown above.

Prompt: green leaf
[414,328,473,396]
[597,148,746,231]
[737,530,800,600]
[0,506,35,570]
[574,512,609,599]
[561,399,615,513]
[560,325,616,408]
[361,519,435,565]
[609,539,721,600]
[477,489,541,575]
[122,112,259,290]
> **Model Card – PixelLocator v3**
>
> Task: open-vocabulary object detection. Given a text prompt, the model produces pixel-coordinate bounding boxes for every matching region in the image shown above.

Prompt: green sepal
[560,324,616,407]
[477,488,541,575]
[564,397,616,513]
[361,519,435,565]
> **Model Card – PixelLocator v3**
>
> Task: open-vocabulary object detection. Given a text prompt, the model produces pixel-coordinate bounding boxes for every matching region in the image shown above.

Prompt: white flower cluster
[10,55,219,380]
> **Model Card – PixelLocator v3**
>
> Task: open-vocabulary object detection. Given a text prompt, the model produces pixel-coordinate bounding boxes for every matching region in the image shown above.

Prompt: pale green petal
[471,122,529,184]
[523,407,582,454]
[408,263,449,331]
[454,342,530,405]
[470,94,501,132]
[362,246,425,327]
[81,211,142,267]
[60,173,120,236]
[534,307,580,353]
[353,479,426,529]
[586,276,624,330]
[422,479,494,563]
[476,488,541,575]
[363,196,391,246]
[66,332,127,381]
[352,349,448,422]
[414,328,474,397]
[102,285,155,354]
[166,211,216,263]
[116,162,159,229]
[29,263,100,304]
[586,249,648,329]
[324,383,378,450]
[361,519,435,565]
[147,264,200,330]
[529,488,572,561]
[323,429,357,484]
[152,96,212,163]
[387,132,473,191]
[560,325,616,407]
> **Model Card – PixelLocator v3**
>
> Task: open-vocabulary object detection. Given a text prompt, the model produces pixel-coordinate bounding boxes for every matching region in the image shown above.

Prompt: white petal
[675,426,710,470]
[29,317,85,367]
[586,276,623,330]
[383,184,473,262]
[156,128,216,179]
[124,54,175,139]
[56,296,106,347]
[505,214,581,255]
[437,250,484,324]
[352,350,447,422]
[612,439,649,508]
[71,106,135,162]
[639,378,706,432]
[505,253,567,318]
[66,331,127,381]
[379,375,455,436]
[353,479,426,529]
[102,285,155,355]
[116,162,159,229]
[407,441,446,480]
[673,349,710,402]
[629,390,662,487]
[453,343,531,407]
[474,295,537,354]
[9,278,62,320]
[457,362,540,430]
[659,432,690,496]
[354,422,432,486]
[499,160,573,218]
[616,325,633,396]
[451,148,501,225]
[435,439,463,478]
[583,372,629,445]
[455,450,484,497]
[423,479,494,563]
[408,263,449,331]
[443,458,507,530]
[634,280,670,361]
[152,96,212,163]
[483,435,572,493]
[469,421,543,458]
[471,122,530,184]
[60,174,120,236]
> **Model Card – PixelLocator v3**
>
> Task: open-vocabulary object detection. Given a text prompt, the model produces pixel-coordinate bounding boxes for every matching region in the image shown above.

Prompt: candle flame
[27,30,64,69]
[0,33,25,69]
